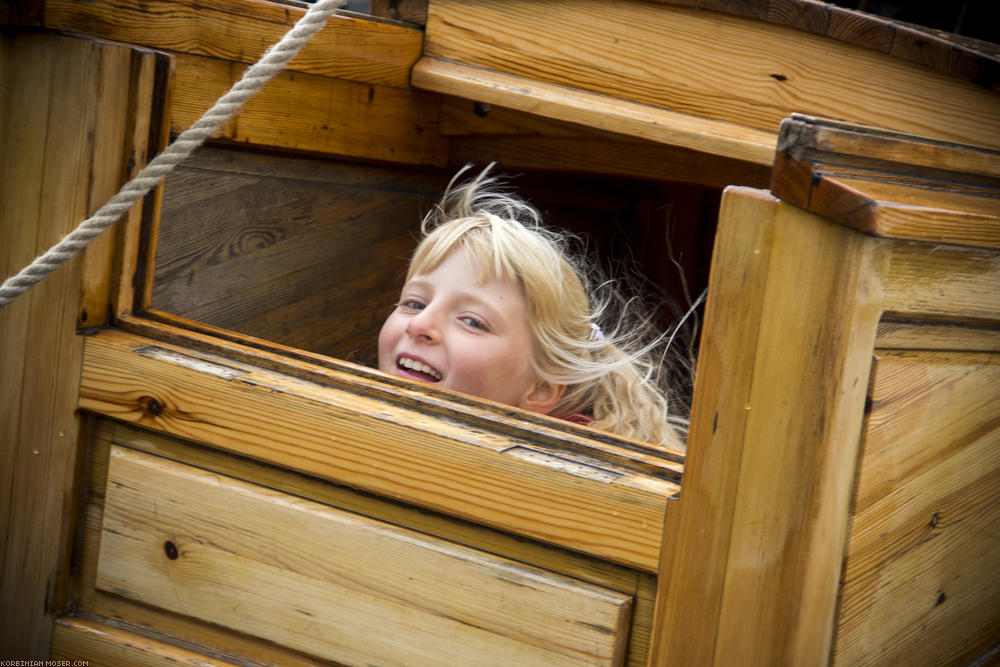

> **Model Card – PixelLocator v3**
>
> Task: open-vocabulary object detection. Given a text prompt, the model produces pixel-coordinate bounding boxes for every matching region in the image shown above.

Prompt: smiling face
[378,247,558,412]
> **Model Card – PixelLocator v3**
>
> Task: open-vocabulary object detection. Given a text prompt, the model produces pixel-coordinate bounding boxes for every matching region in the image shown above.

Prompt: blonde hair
[409,166,687,451]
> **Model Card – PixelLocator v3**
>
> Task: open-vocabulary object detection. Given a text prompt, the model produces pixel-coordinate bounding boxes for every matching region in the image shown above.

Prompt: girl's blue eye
[400,299,425,310]
[460,316,489,331]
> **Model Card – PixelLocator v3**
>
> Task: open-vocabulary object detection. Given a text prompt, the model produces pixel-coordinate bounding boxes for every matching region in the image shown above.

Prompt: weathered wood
[0,32,158,656]
[169,51,448,165]
[75,419,657,666]
[78,328,677,570]
[423,0,1000,151]
[412,57,776,166]
[651,187,888,665]
[42,0,424,88]
[151,147,449,360]
[51,616,243,666]
[836,350,1000,665]
[884,241,1000,324]
[99,445,634,665]
[772,115,1000,249]
[875,320,1000,351]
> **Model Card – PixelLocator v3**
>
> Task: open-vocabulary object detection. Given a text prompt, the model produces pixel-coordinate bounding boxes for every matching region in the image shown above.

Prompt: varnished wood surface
[651,188,887,665]
[51,616,243,667]
[79,419,660,665]
[0,32,159,656]
[78,328,678,571]
[422,0,1000,153]
[169,50,447,165]
[836,350,1000,665]
[413,57,776,166]
[875,320,1000,351]
[772,115,1000,249]
[407,0,1000,93]
[99,445,633,665]
[42,0,424,88]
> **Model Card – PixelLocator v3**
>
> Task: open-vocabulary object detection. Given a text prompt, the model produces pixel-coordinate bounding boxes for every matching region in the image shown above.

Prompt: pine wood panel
[78,329,677,571]
[0,32,157,655]
[51,616,242,667]
[81,418,658,666]
[151,147,449,360]
[42,0,424,88]
[423,0,1000,151]
[99,445,634,665]
[412,57,776,166]
[835,351,1000,665]
[875,321,1000,352]
[884,241,1000,325]
[169,50,447,165]
[651,187,888,665]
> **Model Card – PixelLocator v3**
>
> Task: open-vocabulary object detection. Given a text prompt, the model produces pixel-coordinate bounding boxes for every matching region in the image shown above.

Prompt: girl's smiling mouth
[396,354,442,382]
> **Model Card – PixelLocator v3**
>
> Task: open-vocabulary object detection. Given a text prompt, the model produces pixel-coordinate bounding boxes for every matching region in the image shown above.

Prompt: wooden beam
[42,0,424,88]
[413,57,776,166]
[0,32,159,656]
[78,328,677,571]
[423,0,1000,151]
[650,188,888,664]
[97,445,634,664]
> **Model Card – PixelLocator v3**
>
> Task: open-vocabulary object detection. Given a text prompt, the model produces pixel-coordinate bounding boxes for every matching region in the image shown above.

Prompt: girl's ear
[519,380,566,416]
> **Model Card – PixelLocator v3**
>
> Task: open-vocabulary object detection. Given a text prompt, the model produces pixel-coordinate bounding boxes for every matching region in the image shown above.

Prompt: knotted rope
[0,0,345,309]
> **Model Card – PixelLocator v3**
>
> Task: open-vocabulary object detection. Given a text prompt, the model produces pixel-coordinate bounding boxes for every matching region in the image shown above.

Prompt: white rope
[0,0,345,309]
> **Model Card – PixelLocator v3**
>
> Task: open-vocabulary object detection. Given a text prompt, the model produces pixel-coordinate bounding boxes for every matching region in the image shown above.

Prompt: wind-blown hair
[409,166,688,451]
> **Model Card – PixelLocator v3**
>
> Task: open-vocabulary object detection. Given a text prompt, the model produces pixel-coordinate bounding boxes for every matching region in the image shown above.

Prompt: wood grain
[884,241,1000,325]
[43,0,424,88]
[51,616,243,666]
[651,187,888,665]
[73,419,657,666]
[772,115,1000,249]
[0,32,156,655]
[99,445,634,665]
[412,57,776,166]
[169,51,447,165]
[78,329,676,571]
[876,320,1000,351]
[836,350,1000,665]
[423,0,1000,150]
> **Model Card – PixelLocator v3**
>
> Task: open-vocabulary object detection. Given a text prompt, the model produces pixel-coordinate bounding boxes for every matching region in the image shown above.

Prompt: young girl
[378,166,689,451]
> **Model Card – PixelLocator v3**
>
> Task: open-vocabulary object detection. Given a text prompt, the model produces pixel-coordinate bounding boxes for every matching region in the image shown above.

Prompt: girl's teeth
[398,357,441,380]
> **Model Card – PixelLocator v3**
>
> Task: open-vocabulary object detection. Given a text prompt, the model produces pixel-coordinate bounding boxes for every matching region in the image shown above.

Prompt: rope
[0,0,345,309]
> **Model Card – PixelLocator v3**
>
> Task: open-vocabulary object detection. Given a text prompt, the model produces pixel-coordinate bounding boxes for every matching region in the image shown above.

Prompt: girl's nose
[406,306,441,343]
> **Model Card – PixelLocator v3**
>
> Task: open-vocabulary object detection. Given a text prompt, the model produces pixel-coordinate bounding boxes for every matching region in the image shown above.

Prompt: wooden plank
[0,32,134,655]
[98,445,634,665]
[412,57,776,166]
[51,616,243,666]
[75,419,655,666]
[371,0,429,25]
[78,328,676,571]
[771,115,1000,249]
[169,50,448,165]
[876,320,1000,351]
[836,351,1000,665]
[43,0,424,88]
[883,241,1000,324]
[651,187,888,664]
[423,0,1000,150]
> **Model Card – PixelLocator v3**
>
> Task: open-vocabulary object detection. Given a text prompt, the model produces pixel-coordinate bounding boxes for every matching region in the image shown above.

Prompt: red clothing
[564,413,594,426]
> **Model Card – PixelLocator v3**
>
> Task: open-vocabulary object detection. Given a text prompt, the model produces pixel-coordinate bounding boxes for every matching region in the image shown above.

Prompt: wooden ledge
[772,115,1000,249]
[411,57,776,166]
[78,326,679,570]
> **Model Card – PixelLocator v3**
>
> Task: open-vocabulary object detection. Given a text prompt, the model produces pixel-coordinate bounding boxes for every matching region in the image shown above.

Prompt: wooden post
[0,32,164,656]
